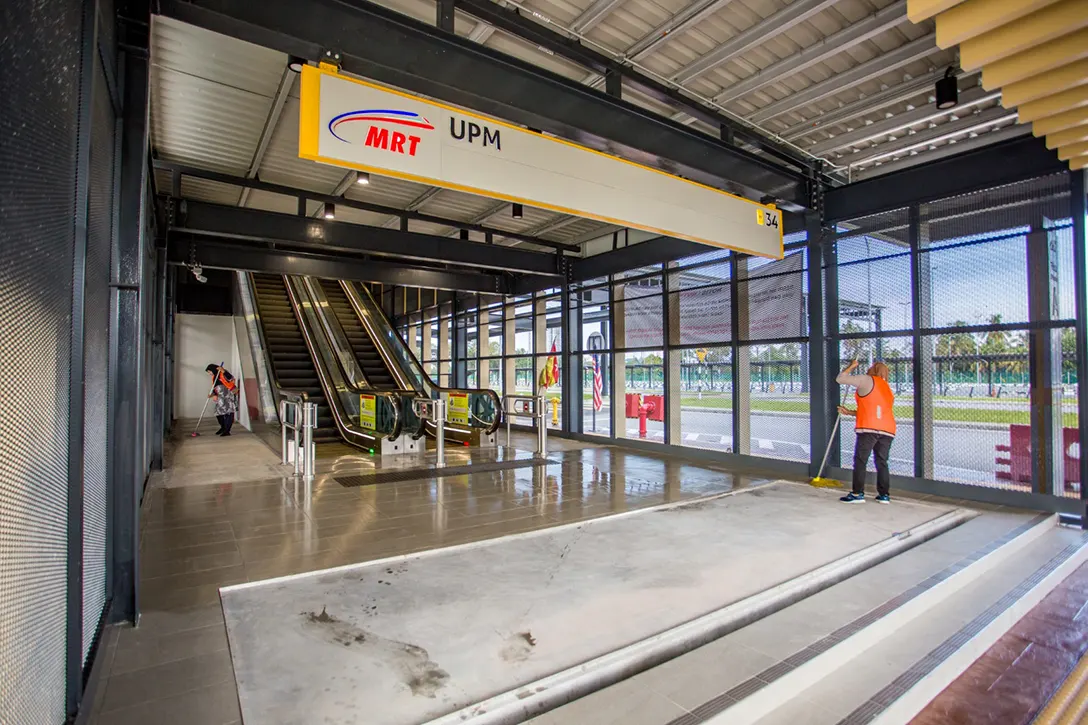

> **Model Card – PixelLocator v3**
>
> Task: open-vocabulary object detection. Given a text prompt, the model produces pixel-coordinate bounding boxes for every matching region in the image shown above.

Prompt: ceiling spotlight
[323,202,336,220]
[459,229,469,240]
[356,172,370,185]
[287,56,306,73]
[511,203,523,219]
[935,67,958,110]
[189,264,207,284]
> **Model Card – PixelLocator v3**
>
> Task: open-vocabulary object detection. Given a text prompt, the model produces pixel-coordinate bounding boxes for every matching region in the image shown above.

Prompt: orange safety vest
[856,376,896,436]
[215,368,237,393]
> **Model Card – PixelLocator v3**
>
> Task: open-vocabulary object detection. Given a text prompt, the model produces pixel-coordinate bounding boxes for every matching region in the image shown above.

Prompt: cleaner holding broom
[836,359,896,504]
[206,363,238,436]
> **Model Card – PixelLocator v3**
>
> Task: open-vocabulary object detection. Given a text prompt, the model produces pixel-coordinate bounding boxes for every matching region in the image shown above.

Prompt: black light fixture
[459,229,470,240]
[356,172,370,185]
[288,56,306,73]
[323,202,336,220]
[511,203,523,219]
[935,67,958,110]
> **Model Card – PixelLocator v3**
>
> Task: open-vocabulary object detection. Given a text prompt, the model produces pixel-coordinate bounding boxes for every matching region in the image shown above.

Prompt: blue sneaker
[840,492,865,504]
[876,494,890,504]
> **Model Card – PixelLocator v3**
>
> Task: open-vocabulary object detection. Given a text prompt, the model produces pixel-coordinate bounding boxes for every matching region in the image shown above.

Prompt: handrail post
[280,399,288,466]
[506,398,512,447]
[435,398,447,468]
[292,404,301,477]
[536,394,546,458]
[303,401,316,479]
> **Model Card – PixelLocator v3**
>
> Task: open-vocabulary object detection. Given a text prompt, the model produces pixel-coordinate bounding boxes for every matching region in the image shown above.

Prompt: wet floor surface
[87,422,768,725]
[910,560,1088,725]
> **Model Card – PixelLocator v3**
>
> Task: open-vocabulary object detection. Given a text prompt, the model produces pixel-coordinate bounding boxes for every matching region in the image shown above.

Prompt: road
[578,407,1010,483]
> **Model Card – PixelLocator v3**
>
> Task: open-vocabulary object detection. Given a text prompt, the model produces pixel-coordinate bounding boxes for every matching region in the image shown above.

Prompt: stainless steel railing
[503,394,547,458]
[279,390,316,479]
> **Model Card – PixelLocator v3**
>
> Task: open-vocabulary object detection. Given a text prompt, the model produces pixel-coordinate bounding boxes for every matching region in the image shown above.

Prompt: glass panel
[921,332,1031,487]
[486,358,503,397]
[837,337,915,477]
[836,235,912,335]
[672,283,731,345]
[582,353,611,437]
[539,353,563,430]
[743,343,809,462]
[679,346,732,452]
[466,359,478,388]
[622,351,664,442]
[919,233,1030,329]
[738,252,806,341]
[580,287,609,352]
[622,278,663,348]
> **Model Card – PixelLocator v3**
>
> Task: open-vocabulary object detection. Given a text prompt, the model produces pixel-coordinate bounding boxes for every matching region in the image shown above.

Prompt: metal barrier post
[303,401,316,479]
[292,406,301,477]
[280,399,288,466]
[536,394,546,458]
[435,398,447,468]
[506,402,512,447]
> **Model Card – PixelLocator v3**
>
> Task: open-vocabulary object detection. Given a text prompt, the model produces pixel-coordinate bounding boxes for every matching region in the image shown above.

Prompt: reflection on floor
[87,421,761,725]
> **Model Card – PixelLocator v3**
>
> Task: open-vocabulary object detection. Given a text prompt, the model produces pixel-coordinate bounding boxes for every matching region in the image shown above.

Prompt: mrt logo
[328,109,434,157]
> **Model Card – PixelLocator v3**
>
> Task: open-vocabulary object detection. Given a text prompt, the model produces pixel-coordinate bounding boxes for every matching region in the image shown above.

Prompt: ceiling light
[460,229,469,240]
[323,202,336,220]
[935,67,958,110]
[356,172,370,185]
[288,56,306,73]
[511,203,523,219]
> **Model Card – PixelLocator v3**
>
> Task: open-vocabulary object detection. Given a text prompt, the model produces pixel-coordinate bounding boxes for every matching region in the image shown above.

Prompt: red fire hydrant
[638,395,656,439]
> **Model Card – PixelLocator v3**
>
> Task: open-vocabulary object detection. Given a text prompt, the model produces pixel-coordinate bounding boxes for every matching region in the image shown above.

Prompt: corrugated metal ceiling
[150,0,1027,258]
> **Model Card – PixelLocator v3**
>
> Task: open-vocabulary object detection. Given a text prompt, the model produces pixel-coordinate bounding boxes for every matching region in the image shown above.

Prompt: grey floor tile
[99,648,235,712]
[112,621,229,675]
[92,680,240,725]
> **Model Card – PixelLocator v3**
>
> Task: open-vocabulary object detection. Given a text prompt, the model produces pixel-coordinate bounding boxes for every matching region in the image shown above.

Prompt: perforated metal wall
[0,0,84,721]
[82,55,116,663]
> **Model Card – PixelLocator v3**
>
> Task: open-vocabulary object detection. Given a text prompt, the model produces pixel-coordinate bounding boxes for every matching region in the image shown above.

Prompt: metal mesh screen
[678,346,733,451]
[742,342,810,462]
[838,338,915,477]
[0,0,83,720]
[738,249,806,341]
[82,56,116,662]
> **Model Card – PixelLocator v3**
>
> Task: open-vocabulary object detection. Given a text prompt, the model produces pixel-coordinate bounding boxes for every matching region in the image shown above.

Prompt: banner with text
[624,253,803,347]
[299,65,782,258]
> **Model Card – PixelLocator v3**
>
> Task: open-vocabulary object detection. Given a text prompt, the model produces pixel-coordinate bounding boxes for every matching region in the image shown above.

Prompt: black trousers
[215,413,234,435]
[852,433,893,496]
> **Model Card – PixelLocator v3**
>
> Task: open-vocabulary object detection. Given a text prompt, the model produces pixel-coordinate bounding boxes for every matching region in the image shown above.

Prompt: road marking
[758,439,775,450]
[685,433,700,441]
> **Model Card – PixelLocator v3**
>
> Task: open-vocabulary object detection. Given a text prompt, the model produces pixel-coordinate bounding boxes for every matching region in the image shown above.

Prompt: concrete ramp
[220,483,962,725]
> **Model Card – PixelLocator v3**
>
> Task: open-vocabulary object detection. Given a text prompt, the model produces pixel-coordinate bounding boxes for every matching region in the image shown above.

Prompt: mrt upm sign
[299,64,782,257]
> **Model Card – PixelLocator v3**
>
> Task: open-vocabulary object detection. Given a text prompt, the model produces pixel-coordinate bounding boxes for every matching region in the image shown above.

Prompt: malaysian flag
[592,354,603,412]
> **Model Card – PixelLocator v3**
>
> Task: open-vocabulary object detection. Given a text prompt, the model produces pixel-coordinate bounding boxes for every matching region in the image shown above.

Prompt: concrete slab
[220,483,954,725]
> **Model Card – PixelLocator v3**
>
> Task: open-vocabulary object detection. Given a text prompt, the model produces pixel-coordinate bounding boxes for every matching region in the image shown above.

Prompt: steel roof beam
[780,68,956,139]
[572,236,709,281]
[672,0,839,85]
[823,134,1060,220]
[714,3,909,105]
[154,161,579,252]
[807,84,1000,155]
[846,107,1017,167]
[171,200,565,275]
[444,0,820,186]
[168,238,514,293]
[238,63,296,207]
[158,0,810,206]
[569,0,628,33]
[749,35,939,124]
[618,0,740,64]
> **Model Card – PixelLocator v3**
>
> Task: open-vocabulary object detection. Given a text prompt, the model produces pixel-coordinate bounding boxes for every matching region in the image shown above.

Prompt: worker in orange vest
[836,359,896,504]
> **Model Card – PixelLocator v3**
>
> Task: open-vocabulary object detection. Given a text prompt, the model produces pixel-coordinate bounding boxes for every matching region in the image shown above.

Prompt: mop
[190,361,224,437]
[810,382,850,488]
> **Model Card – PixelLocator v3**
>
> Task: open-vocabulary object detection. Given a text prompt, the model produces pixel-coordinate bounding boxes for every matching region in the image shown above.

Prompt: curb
[425,506,975,725]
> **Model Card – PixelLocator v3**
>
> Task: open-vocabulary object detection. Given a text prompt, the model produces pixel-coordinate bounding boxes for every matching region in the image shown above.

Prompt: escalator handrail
[282,276,386,447]
[302,277,371,390]
[340,282,503,435]
[246,273,287,401]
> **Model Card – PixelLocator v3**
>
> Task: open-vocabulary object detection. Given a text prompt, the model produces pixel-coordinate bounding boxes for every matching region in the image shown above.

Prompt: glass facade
[393,172,1086,501]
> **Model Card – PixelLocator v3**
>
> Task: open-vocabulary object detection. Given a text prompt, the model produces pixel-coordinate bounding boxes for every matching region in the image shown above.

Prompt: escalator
[250,274,340,443]
[319,279,397,389]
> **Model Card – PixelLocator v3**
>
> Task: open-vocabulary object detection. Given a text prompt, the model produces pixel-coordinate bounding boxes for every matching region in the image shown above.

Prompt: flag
[592,355,603,412]
[538,340,560,389]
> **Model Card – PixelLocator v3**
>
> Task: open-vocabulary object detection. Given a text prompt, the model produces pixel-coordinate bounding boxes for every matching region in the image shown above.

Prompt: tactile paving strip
[336,457,557,487]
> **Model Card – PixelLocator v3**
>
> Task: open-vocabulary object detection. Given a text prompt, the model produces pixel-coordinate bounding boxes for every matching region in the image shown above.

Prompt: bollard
[536,395,547,458]
[434,398,447,468]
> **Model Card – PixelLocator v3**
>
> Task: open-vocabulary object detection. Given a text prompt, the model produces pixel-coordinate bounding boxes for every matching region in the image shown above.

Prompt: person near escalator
[206,364,239,436]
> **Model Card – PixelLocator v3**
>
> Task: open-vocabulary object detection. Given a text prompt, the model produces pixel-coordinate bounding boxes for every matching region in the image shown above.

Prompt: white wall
[174,313,246,425]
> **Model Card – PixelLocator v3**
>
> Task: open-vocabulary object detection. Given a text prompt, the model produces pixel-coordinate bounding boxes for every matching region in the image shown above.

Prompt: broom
[190,362,224,437]
[810,380,850,488]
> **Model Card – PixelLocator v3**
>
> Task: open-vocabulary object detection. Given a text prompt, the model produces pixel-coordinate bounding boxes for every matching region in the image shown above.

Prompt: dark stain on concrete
[300,607,449,697]
[520,631,537,647]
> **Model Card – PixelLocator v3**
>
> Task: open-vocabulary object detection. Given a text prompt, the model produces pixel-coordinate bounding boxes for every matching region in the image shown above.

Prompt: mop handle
[194,362,225,429]
[814,382,851,480]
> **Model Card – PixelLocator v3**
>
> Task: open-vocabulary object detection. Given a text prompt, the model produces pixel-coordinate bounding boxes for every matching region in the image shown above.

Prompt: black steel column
[561,274,579,433]
[1071,170,1088,517]
[730,254,741,452]
[823,234,842,468]
[806,212,828,476]
[108,44,150,625]
[1027,214,1062,496]
[437,0,455,32]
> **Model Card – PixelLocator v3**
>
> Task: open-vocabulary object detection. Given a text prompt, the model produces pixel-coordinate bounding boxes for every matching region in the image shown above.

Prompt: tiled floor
[87,422,764,725]
[911,560,1088,725]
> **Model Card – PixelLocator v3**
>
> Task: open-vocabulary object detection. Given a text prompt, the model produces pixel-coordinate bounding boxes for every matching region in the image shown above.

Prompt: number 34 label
[756,208,779,228]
